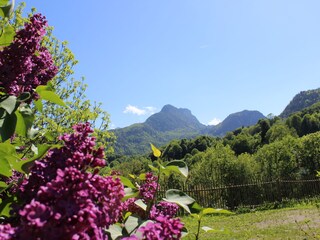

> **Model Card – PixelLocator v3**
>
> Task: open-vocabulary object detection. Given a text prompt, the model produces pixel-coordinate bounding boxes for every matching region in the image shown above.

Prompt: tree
[286,114,302,136]
[229,132,260,155]
[255,136,300,180]
[265,122,297,143]
[300,113,320,136]
[299,132,320,177]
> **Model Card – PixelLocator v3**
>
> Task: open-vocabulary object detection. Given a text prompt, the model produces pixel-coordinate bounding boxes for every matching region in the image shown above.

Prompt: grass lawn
[182,204,320,239]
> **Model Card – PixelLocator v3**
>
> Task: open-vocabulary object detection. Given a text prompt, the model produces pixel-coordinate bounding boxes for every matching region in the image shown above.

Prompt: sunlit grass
[182,204,320,239]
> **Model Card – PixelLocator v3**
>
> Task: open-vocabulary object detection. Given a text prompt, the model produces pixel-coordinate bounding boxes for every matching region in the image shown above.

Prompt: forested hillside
[112,105,265,155]
[280,88,320,118]
[109,100,320,189]
[208,110,265,136]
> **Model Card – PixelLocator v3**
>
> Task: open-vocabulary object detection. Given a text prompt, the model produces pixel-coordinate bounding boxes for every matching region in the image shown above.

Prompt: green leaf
[34,99,43,113]
[21,144,52,173]
[14,106,34,137]
[201,208,233,216]
[163,189,195,214]
[0,196,14,217]
[0,143,21,174]
[123,188,139,201]
[17,92,31,102]
[43,131,55,141]
[134,199,147,211]
[0,142,16,155]
[15,111,26,136]
[125,216,141,234]
[148,164,159,173]
[119,176,136,189]
[0,156,11,177]
[106,224,123,240]
[124,212,132,220]
[150,143,161,158]
[138,173,146,180]
[37,90,67,107]
[164,160,188,178]
[0,24,14,46]
[155,161,166,170]
[0,181,7,189]
[0,95,17,114]
[0,0,10,6]
[31,144,52,160]
[0,112,17,141]
[189,201,203,214]
[0,2,13,18]
[36,85,52,92]
[128,174,136,179]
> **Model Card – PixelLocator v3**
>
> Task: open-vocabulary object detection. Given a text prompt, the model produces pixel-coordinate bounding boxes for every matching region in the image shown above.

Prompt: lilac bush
[1,123,124,239]
[0,13,57,98]
[0,123,185,240]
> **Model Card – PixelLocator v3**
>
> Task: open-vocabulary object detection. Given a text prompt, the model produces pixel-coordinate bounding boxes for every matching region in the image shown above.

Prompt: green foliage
[265,122,297,143]
[255,136,301,180]
[227,131,260,155]
[189,143,240,185]
[111,156,152,177]
[299,132,320,176]
[280,87,320,118]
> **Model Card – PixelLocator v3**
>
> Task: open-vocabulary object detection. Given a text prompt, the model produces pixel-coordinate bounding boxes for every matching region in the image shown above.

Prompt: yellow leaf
[150,143,161,158]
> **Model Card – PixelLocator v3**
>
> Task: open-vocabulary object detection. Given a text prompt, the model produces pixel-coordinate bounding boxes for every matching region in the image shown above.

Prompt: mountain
[145,104,205,131]
[209,110,266,136]
[280,88,320,118]
[112,105,265,155]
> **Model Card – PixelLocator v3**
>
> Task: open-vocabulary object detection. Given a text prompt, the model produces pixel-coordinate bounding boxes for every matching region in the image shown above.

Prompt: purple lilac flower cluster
[140,216,184,240]
[150,201,179,219]
[0,123,124,239]
[139,172,158,203]
[0,14,57,98]
[123,216,184,240]
[122,171,183,240]
[0,224,15,240]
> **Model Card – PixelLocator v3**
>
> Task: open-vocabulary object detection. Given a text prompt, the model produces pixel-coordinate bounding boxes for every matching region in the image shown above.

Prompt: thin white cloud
[208,118,222,126]
[123,105,157,116]
[123,105,146,115]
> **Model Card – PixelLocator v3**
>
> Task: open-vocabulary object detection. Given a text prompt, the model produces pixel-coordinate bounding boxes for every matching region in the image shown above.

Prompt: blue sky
[17,1,320,128]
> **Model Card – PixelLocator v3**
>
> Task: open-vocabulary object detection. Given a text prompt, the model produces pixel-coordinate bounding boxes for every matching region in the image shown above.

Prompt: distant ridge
[209,110,266,136]
[280,88,320,118]
[112,105,265,155]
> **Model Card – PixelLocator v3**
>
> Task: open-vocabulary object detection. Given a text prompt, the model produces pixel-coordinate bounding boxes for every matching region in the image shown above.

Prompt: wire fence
[159,178,320,210]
